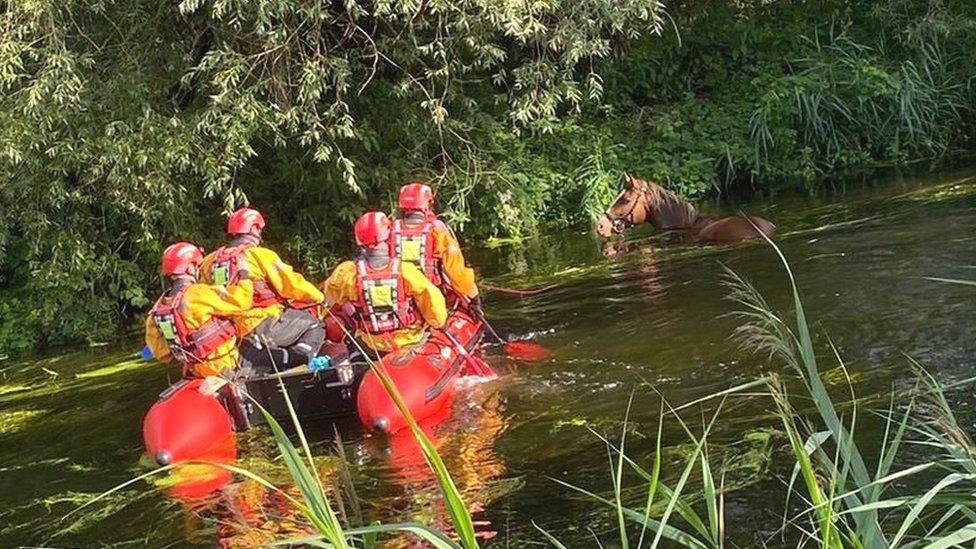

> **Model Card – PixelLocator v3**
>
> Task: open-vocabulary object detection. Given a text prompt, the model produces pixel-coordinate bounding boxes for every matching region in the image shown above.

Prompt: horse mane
[638,178,713,230]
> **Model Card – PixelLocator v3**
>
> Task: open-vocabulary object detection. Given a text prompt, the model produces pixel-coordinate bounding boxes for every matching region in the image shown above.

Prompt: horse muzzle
[596,214,627,237]
[596,214,615,237]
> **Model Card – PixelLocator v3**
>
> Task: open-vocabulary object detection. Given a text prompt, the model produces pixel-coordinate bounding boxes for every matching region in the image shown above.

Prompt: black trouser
[237,308,324,376]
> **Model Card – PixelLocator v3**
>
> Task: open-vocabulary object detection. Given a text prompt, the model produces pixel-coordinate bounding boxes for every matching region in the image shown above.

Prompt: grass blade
[925,524,976,549]
[637,400,665,549]
[533,521,570,549]
[550,477,708,549]
[338,323,478,547]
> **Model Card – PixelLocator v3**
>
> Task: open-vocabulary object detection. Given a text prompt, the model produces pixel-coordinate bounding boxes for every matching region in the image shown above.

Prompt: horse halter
[604,182,647,233]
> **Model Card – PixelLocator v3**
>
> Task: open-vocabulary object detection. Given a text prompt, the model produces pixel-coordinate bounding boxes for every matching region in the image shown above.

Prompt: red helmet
[161,242,203,276]
[226,207,265,235]
[354,211,391,247]
[398,182,434,212]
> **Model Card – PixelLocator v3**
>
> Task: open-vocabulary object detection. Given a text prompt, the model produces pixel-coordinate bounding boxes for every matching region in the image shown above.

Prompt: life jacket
[209,245,279,307]
[150,287,237,365]
[391,217,442,286]
[353,258,419,335]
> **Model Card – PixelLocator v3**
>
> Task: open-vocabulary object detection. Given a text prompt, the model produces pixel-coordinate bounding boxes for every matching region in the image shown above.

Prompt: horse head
[596,174,650,237]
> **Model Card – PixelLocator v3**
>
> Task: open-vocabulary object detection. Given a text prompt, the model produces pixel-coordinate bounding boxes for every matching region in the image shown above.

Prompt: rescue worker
[145,242,254,378]
[200,207,327,373]
[392,182,481,316]
[321,211,447,354]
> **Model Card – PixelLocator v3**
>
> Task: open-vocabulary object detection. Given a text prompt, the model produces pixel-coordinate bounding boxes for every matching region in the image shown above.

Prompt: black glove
[468,295,483,318]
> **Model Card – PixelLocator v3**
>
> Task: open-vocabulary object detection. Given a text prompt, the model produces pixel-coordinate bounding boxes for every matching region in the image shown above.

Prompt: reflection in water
[176,472,313,548]
[366,381,510,545]
[160,381,510,547]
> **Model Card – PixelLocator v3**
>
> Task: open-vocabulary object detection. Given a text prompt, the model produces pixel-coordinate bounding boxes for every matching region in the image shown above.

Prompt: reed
[728,234,976,547]
[542,236,976,547]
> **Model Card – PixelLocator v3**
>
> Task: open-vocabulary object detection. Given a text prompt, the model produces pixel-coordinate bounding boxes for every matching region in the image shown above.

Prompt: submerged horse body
[596,174,775,243]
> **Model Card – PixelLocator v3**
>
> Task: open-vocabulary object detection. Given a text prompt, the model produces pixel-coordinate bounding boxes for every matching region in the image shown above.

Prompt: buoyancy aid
[209,245,279,307]
[151,288,236,364]
[392,216,442,286]
[354,258,419,335]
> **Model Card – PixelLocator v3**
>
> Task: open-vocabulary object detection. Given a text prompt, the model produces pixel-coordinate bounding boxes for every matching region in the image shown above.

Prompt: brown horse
[595,174,775,243]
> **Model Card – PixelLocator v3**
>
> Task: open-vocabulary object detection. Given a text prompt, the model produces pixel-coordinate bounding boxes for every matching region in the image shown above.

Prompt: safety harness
[150,288,236,365]
[391,217,443,286]
[353,258,419,335]
[209,244,280,307]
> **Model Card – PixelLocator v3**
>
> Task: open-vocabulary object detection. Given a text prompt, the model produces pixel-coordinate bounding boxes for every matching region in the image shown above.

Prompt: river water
[1,168,975,547]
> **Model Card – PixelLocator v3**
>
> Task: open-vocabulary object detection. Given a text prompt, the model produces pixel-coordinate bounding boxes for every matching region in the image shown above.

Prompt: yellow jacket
[200,245,324,337]
[145,280,254,378]
[428,221,479,299]
[321,259,447,353]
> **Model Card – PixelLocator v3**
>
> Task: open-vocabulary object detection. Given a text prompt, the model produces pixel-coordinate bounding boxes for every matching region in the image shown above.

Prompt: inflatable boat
[142,310,490,466]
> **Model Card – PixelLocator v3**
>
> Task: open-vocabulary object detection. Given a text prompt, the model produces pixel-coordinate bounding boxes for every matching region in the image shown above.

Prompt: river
[1,168,975,547]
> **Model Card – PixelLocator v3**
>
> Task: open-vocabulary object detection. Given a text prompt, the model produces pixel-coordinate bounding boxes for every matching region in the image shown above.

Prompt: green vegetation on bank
[2,0,976,353]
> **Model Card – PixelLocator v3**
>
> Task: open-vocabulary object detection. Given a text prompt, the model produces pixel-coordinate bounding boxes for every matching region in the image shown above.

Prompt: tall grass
[543,236,976,547]
[749,28,970,174]
[728,234,976,547]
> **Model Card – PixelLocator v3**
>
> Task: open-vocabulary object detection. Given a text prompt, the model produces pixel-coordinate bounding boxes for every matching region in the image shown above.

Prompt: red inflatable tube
[143,378,236,467]
[356,311,490,435]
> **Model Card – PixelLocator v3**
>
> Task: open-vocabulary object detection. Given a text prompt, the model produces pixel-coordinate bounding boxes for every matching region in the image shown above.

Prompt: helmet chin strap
[168,275,194,295]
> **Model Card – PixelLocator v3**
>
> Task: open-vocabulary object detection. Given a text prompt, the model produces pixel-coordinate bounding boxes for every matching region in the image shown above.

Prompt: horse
[595,174,775,243]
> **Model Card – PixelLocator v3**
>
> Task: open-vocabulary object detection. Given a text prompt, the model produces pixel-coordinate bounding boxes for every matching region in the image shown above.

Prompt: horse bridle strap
[605,182,648,230]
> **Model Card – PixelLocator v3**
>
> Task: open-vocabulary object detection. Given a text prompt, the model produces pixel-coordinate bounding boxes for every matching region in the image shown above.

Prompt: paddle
[459,293,550,362]
[479,318,551,362]
[441,329,496,378]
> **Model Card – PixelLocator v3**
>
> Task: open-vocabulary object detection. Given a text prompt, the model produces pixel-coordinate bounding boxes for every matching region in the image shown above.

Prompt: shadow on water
[1,167,975,546]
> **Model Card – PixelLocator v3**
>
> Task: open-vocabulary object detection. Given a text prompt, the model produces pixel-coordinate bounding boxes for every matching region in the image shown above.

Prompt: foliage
[0,0,665,353]
[2,0,976,352]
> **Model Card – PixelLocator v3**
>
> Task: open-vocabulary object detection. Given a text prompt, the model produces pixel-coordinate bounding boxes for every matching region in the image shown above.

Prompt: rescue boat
[141,310,489,465]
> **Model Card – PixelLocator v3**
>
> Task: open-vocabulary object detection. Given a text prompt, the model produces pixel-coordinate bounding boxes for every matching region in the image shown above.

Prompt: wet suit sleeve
[185,279,255,319]
[250,248,325,304]
[402,262,447,329]
[145,316,173,363]
[321,261,359,308]
[432,224,479,298]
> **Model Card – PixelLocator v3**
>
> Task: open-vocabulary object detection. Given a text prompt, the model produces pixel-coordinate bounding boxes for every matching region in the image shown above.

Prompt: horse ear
[623,173,638,189]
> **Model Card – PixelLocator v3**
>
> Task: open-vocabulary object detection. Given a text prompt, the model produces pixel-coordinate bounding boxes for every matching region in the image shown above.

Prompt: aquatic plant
[541,236,976,547]
[727,235,976,547]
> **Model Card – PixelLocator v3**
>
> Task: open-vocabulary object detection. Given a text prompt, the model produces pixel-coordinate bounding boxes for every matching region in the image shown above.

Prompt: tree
[0,0,666,350]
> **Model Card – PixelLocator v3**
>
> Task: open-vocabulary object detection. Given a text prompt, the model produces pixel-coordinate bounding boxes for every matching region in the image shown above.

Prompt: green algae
[75,359,151,379]
[0,409,44,436]
[0,488,173,543]
[0,384,31,396]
